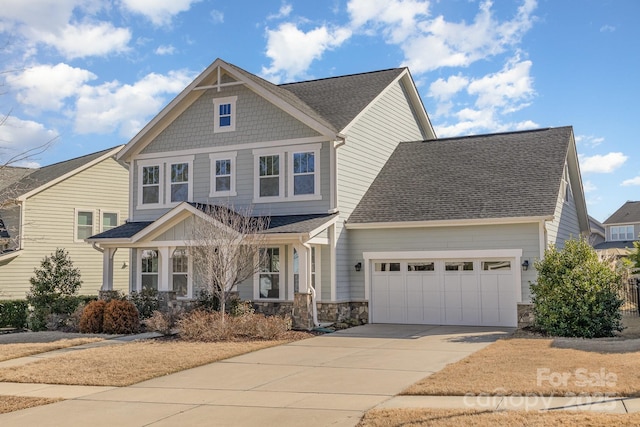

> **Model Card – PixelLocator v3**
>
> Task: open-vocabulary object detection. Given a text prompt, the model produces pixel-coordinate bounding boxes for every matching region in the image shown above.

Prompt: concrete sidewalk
[0,324,511,426]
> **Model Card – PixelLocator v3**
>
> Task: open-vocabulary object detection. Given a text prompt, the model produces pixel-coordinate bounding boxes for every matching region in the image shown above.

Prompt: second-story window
[210,152,237,197]
[292,152,315,195]
[611,225,635,241]
[102,212,118,232]
[76,210,94,241]
[170,163,189,203]
[259,154,280,198]
[213,96,237,133]
[142,165,160,204]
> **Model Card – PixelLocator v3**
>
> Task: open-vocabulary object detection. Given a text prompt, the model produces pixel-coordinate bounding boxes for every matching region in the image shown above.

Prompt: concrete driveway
[0,324,512,427]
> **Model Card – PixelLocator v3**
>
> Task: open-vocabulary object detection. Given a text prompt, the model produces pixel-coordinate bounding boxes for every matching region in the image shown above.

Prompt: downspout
[301,237,319,327]
[92,242,104,253]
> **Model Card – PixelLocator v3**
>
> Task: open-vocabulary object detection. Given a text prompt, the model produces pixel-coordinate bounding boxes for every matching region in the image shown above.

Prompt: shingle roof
[90,221,154,239]
[594,241,637,250]
[0,147,123,201]
[281,68,405,131]
[265,213,338,234]
[349,127,573,224]
[0,166,35,192]
[603,201,640,224]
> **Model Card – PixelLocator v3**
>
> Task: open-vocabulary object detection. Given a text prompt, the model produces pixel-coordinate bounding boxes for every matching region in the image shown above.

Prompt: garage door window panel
[375,262,401,272]
[445,261,474,271]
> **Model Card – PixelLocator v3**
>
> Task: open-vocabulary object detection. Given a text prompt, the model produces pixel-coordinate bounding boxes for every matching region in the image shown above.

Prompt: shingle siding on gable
[141,85,321,155]
[335,80,425,300]
[0,158,129,299]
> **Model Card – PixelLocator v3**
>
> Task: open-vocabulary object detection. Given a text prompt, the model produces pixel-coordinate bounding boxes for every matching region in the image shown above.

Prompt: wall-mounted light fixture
[354,262,362,272]
[521,259,529,271]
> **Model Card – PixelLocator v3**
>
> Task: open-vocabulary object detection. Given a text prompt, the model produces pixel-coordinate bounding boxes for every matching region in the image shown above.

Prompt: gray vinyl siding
[141,85,320,155]
[348,223,541,303]
[335,80,425,301]
[0,158,129,299]
[132,140,332,221]
[546,183,581,250]
[605,223,640,241]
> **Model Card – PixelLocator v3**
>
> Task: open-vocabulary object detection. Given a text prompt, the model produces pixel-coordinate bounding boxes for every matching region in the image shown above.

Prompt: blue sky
[0,0,637,222]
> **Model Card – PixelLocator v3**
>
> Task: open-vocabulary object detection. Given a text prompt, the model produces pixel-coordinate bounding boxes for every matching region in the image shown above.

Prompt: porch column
[158,247,171,292]
[294,243,309,293]
[101,248,117,291]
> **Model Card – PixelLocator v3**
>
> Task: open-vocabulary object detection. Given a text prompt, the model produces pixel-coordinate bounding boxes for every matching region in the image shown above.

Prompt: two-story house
[594,201,640,257]
[88,58,589,328]
[0,147,130,299]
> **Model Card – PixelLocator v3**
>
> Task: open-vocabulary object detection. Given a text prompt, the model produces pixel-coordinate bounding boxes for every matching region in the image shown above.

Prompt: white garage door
[370,259,517,327]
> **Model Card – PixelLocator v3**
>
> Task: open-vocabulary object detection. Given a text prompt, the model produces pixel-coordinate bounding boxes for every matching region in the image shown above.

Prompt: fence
[620,277,640,316]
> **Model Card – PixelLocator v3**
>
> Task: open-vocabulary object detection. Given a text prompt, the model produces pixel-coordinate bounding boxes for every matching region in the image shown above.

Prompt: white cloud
[0,1,131,59]
[119,0,201,26]
[579,152,628,173]
[268,4,293,20]
[261,23,351,82]
[0,116,59,165]
[467,57,534,112]
[348,0,430,43]
[575,134,605,147]
[155,45,176,55]
[210,9,224,24]
[74,70,195,137]
[600,25,615,33]
[7,63,97,111]
[622,176,640,186]
[583,180,597,192]
[391,0,536,73]
[428,74,469,101]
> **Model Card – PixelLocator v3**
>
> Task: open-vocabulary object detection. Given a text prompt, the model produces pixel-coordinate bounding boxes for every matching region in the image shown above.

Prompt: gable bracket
[193,66,246,92]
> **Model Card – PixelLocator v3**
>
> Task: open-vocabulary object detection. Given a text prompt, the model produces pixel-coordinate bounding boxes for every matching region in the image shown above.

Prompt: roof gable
[348,127,576,224]
[604,201,640,224]
[0,146,124,202]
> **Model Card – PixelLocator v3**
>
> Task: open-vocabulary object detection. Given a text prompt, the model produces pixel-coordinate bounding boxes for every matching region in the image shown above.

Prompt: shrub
[26,248,82,331]
[79,300,107,333]
[103,299,139,334]
[178,310,291,341]
[145,308,182,335]
[0,300,28,328]
[193,288,219,312]
[128,289,159,319]
[531,238,624,338]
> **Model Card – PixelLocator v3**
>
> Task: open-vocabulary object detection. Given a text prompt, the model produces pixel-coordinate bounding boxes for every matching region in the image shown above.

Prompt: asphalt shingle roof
[281,68,405,131]
[603,201,640,225]
[90,221,154,240]
[0,147,123,201]
[349,127,573,224]
[0,166,35,192]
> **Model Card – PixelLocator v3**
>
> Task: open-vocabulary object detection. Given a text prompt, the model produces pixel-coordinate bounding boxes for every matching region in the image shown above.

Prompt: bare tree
[188,204,269,320]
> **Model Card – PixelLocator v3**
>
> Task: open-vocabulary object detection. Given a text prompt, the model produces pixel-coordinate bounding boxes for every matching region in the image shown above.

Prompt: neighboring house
[594,201,640,256]
[0,147,130,299]
[87,59,589,328]
[589,215,606,247]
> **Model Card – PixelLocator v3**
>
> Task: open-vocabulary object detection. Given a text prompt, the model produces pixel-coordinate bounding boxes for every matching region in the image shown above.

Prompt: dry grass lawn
[0,334,309,387]
[358,408,640,427]
[0,395,62,414]
[0,338,104,362]
[405,337,640,397]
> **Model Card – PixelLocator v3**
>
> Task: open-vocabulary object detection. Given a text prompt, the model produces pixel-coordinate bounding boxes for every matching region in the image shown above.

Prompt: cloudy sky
[0,0,637,221]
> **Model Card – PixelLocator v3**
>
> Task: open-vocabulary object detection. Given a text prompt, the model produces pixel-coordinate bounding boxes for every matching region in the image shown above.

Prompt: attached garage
[365,250,522,327]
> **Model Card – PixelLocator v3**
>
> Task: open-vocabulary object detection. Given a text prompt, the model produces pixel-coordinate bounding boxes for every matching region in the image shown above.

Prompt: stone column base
[292,292,314,330]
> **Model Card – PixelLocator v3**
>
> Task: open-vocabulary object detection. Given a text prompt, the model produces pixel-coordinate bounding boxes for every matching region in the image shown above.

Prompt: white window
[75,210,94,241]
[611,225,635,241]
[172,248,189,298]
[101,212,119,232]
[213,96,237,133]
[257,247,281,299]
[140,249,159,291]
[209,152,237,197]
[289,145,321,200]
[169,162,190,203]
[254,152,284,200]
[138,161,163,209]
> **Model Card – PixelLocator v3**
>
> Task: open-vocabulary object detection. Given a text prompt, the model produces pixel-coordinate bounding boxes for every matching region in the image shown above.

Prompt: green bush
[103,299,139,334]
[531,238,624,338]
[193,288,220,312]
[0,300,28,328]
[26,248,82,331]
[128,289,159,319]
[79,300,107,333]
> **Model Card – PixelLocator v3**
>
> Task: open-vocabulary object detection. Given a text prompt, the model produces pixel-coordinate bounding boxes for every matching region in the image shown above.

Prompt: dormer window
[213,96,237,133]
